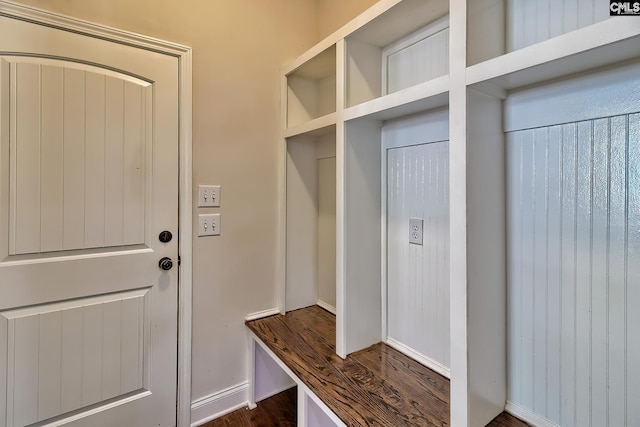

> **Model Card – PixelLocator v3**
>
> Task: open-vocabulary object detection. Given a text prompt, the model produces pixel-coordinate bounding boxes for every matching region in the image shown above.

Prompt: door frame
[0,2,194,426]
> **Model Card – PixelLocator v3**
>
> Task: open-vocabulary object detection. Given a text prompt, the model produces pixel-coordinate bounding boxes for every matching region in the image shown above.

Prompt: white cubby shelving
[267,1,640,426]
[285,45,337,129]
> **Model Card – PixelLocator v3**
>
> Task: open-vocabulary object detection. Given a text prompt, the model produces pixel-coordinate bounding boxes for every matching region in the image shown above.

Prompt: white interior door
[0,14,179,427]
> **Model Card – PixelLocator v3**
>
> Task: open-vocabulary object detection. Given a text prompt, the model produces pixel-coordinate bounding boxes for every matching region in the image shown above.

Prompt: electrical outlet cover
[409,218,423,245]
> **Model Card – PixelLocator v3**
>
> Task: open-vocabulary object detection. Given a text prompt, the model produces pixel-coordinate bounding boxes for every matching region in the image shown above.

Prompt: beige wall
[11,0,379,412]
[317,0,379,38]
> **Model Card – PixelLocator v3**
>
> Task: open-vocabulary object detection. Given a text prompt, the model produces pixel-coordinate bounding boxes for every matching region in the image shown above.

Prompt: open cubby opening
[286,45,336,128]
[285,128,336,313]
[467,0,616,67]
[345,0,449,108]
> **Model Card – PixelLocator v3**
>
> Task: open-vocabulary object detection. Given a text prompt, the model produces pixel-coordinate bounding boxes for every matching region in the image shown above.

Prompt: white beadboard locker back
[505,62,640,427]
[384,109,450,377]
[271,0,640,425]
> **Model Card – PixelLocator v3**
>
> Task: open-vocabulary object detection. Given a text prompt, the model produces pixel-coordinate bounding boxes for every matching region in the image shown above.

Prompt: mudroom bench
[246,306,526,427]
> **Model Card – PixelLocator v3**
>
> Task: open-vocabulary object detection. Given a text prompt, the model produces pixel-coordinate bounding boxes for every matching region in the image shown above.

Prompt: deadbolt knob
[158,257,173,271]
[159,230,173,243]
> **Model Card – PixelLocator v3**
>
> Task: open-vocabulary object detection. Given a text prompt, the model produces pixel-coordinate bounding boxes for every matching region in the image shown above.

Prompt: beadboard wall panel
[386,139,449,370]
[7,59,149,256]
[506,0,610,52]
[506,113,640,427]
[383,22,449,95]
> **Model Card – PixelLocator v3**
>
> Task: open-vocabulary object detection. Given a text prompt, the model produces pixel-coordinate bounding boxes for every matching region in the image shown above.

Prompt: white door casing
[0,7,192,427]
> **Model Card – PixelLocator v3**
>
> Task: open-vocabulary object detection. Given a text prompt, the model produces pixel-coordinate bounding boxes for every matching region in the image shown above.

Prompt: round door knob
[158,257,173,271]
[159,230,173,243]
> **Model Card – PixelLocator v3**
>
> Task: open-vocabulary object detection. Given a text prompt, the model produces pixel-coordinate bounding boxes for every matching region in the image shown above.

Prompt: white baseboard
[316,300,336,315]
[245,308,280,322]
[385,338,450,379]
[505,401,559,427]
[190,382,249,427]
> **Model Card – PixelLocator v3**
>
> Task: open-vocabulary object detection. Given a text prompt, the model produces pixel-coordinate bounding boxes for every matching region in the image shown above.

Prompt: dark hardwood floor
[199,387,297,427]
[201,386,528,426]
[205,306,531,426]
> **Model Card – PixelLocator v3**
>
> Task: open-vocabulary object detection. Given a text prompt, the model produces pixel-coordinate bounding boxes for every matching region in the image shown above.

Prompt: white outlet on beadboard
[198,214,221,236]
[409,218,423,245]
[198,185,221,207]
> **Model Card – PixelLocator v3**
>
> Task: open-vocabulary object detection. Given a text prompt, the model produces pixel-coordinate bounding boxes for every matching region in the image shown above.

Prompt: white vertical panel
[0,315,6,426]
[387,140,449,369]
[8,60,149,255]
[385,26,449,95]
[105,76,125,246]
[120,297,143,392]
[61,307,84,413]
[82,304,103,406]
[345,38,382,107]
[2,291,148,424]
[317,76,336,119]
[532,128,547,416]
[608,115,626,427]
[286,136,318,311]
[520,130,535,409]
[559,123,577,427]
[506,131,523,405]
[343,119,382,355]
[40,65,64,252]
[287,76,319,127]
[123,82,144,245]
[102,301,122,399]
[317,153,336,310]
[13,62,41,255]
[534,0,551,42]
[628,113,640,427]
[506,0,606,51]
[38,311,62,421]
[507,112,640,426]
[0,58,10,262]
[253,344,295,403]
[84,72,106,248]
[577,0,596,28]
[591,118,608,427]
[63,68,86,250]
[574,120,592,427]
[546,125,562,423]
[12,316,39,427]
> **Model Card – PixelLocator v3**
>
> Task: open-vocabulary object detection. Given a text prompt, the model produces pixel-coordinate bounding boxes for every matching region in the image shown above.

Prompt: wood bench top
[247,305,449,426]
[246,305,530,427]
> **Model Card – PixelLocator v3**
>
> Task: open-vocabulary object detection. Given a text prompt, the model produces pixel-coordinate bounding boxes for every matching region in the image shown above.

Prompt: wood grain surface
[199,387,296,427]
[244,305,529,427]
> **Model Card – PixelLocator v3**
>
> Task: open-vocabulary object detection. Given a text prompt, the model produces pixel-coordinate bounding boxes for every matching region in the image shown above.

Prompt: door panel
[6,59,150,255]
[1,289,148,426]
[0,14,178,427]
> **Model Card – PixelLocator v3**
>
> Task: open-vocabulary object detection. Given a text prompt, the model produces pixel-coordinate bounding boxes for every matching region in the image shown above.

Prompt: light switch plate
[198,213,221,236]
[409,218,423,245]
[198,185,221,207]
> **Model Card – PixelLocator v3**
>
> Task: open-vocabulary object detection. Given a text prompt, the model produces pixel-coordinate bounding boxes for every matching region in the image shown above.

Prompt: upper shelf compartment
[344,0,449,109]
[466,0,640,90]
[286,45,336,129]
